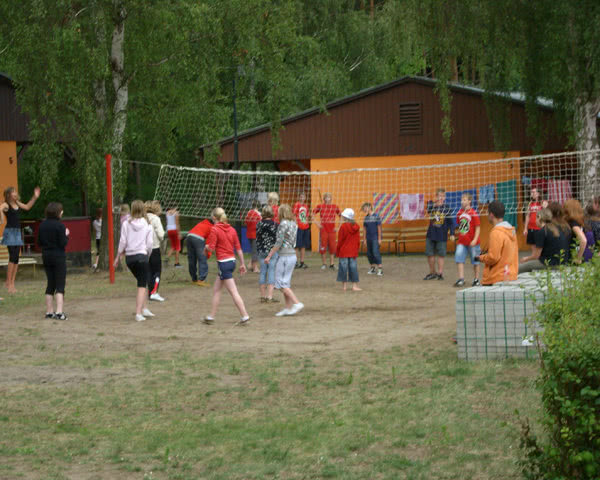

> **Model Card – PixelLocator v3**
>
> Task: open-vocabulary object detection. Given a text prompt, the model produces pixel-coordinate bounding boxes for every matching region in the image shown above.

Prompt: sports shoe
[45,313,55,319]
[295,263,301,269]
[203,316,215,325]
[260,297,268,303]
[238,316,250,325]
[472,278,481,287]
[275,308,290,317]
[196,280,210,287]
[377,269,383,276]
[288,302,304,315]
[423,273,437,280]
[142,308,155,317]
[368,267,376,275]
[320,264,327,270]
[267,297,280,303]
[174,263,183,269]
[150,293,165,302]
[301,263,308,269]
[329,264,335,271]
[437,274,444,281]
[453,279,465,287]
[54,312,67,321]
[135,314,146,322]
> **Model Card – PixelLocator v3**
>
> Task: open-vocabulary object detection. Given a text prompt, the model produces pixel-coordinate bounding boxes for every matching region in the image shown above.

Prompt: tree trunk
[575,98,600,203]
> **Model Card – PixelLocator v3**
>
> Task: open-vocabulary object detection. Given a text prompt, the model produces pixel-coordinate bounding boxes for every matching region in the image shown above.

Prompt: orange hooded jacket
[479,221,519,285]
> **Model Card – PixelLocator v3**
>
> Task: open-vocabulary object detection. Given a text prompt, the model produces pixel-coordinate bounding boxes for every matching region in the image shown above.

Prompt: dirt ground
[1,255,470,384]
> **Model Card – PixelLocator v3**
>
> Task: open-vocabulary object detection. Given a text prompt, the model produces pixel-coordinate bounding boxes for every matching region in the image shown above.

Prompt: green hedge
[520,258,600,479]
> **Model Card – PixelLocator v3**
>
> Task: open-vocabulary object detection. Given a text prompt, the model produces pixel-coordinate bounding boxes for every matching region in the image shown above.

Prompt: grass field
[0,255,540,479]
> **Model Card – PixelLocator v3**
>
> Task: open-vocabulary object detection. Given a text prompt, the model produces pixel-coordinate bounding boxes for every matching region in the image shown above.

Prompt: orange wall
[0,141,18,237]
[309,152,524,253]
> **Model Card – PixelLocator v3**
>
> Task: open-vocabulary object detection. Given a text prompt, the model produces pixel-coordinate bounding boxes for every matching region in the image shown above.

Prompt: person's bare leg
[437,256,445,275]
[352,283,362,291]
[320,252,327,266]
[281,287,298,308]
[300,248,305,263]
[5,263,13,290]
[45,294,54,314]
[427,256,435,274]
[329,253,335,266]
[342,282,347,291]
[223,279,248,317]
[267,284,275,299]
[260,283,267,298]
[209,278,223,318]
[56,293,64,313]
[474,264,480,280]
[9,263,18,293]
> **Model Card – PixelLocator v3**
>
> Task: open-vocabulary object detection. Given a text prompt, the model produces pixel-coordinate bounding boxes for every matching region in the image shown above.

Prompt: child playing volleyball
[92,208,102,270]
[336,208,362,291]
[244,200,262,273]
[114,200,155,322]
[145,200,165,302]
[203,208,250,325]
[165,206,182,267]
[264,204,304,316]
[313,192,340,270]
[268,192,280,223]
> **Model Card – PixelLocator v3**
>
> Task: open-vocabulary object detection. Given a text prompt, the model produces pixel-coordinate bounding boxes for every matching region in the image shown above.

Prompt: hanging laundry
[547,179,573,204]
[496,179,517,227]
[372,193,400,224]
[399,194,425,220]
[478,184,495,204]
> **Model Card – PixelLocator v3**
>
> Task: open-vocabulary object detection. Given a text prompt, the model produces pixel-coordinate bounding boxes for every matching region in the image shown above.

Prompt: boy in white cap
[336,208,362,291]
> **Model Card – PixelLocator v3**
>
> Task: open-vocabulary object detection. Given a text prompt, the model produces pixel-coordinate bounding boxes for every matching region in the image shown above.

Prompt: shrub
[519,257,600,480]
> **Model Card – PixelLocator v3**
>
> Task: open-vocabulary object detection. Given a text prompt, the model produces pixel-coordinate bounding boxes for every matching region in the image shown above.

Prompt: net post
[106,154,115,284]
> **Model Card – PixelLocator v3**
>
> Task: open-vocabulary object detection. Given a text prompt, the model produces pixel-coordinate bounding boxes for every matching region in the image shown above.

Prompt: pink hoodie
[117,217,153,257]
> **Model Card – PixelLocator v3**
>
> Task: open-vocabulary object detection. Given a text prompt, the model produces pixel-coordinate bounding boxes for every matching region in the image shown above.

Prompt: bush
[520,258,600,479]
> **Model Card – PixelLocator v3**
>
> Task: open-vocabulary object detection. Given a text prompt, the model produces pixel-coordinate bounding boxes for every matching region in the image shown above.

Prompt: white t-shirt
[93,219,102,240]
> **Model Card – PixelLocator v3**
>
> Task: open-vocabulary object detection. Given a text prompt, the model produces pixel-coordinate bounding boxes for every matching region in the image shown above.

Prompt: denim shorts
[337,257,359,283]
[454,244,480,264]
[1,227,23,246]
[259,252,278,285]
[217,260,236,280]
[425,237,447,257]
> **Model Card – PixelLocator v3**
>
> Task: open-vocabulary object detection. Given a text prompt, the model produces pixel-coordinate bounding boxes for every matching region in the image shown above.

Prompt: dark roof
[203,76,553,149]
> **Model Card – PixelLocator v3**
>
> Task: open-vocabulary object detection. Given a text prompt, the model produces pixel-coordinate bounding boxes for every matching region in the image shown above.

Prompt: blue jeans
[366,239,382,265]
[187,235,208,281]
[337,257,359,283]
[259,252,278,285]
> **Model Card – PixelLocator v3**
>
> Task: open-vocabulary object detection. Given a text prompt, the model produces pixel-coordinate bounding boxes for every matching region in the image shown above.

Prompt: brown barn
[200,76,577,252]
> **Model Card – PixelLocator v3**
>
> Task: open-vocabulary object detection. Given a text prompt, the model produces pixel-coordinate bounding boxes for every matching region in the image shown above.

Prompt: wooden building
[202,76,576,252]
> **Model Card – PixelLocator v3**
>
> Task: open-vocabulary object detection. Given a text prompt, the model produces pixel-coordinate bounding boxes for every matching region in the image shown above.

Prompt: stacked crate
[455,273,556,361]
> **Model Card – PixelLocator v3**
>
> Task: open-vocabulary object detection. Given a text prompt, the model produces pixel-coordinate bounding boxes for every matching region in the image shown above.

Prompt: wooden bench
[397,226,429,254]
[361,229,402,254]
[0,245,38,278]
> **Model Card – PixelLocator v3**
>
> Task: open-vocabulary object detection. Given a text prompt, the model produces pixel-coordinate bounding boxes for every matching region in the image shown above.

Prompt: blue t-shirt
[363,213,381,242]
[426,202,453,242]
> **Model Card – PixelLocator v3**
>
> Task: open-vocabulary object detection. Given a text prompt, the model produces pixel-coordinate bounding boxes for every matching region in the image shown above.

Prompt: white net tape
[153,150,600,225]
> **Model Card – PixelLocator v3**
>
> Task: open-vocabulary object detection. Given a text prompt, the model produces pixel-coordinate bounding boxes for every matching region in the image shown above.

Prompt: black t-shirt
[535,225,570,266]
[568,219,583,258]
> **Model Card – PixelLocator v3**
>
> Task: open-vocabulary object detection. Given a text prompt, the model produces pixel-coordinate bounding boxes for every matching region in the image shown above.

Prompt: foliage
[520,259,600,479]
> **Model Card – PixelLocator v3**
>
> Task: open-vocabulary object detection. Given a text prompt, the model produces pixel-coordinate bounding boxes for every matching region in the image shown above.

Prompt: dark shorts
[296,228,311,249]
[217,260,236,280]
[96,239,100,253]
[425,237,447,257]
[526,229,538,245]
[126,254,150,288]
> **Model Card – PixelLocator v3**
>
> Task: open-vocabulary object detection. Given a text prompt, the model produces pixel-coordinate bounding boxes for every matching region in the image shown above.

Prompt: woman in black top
[563,199,587,264]
[38,202,69,320]
[1,186,40,293]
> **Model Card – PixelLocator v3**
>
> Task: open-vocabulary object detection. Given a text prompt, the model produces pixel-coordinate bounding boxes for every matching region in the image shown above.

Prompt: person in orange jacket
[476,201,519,285]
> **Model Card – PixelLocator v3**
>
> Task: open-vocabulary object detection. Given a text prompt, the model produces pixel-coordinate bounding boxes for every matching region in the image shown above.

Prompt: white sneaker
[320,264,327,270]
[135,314,146,322]
[377,269,383,276]
[288,302,304,315]
[275,308,291,317]
[368,267,376,274]
[142,308,155,317]
[150,293,165,302]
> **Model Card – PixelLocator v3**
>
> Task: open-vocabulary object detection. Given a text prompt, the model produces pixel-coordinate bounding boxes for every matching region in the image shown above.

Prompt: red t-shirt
[293,202,310,230]
[313,203,340,232]
[527,201,542,230]
[244,209,262,239]
[205,222,241,261]
[271,204,279,224]
[189,219,213,239]
[336,222,360,258]
[456,208,480,246]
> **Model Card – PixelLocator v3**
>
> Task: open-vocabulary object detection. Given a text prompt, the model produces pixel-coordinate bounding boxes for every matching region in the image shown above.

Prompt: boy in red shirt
[293,192,311,269]
[454,193,481,287]
[336,208,361,291]
[187,217,213,286]
[244,201,262,273]
[313,192,340,270]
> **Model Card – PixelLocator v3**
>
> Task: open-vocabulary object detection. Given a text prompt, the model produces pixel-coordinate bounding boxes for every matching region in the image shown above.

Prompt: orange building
[200,76,577,252]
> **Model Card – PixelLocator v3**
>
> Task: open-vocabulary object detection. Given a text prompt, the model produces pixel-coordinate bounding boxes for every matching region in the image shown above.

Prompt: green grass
[0,343,539,479]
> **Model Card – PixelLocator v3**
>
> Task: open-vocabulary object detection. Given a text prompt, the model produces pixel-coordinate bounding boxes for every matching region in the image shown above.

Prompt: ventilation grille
[399,103,422,135]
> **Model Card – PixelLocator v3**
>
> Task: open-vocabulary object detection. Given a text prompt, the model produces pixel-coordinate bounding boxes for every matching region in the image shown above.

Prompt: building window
[399,103,422,135]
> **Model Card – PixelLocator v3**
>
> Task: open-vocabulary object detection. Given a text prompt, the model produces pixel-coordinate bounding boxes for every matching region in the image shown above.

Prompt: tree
[403,0,600,201]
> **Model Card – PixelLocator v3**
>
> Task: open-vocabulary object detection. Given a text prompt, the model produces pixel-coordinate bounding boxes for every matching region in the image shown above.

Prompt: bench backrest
[0,245,9,263]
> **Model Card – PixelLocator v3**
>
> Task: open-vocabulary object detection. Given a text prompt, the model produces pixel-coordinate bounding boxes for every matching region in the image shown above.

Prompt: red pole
[106,154,115,284]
